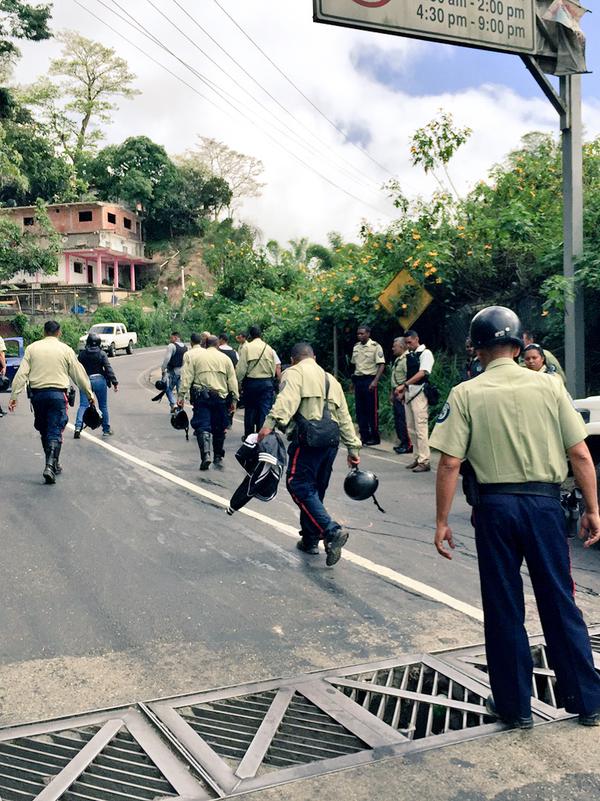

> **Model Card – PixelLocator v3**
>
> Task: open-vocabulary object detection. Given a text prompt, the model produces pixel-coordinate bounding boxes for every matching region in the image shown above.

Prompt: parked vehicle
[573,396,600,494]
[78,323,137,357]
[1,337,24,390]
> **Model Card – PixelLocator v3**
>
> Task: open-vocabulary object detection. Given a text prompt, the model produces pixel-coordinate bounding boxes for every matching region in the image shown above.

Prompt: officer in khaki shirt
[0,334,6,417]
[9,320,93,484]
[179,333,238,470]
[390,337,411,454]
[431,306,600,730]
[351,324,385,445]
[258,342,361,566]
[236,324,277,438]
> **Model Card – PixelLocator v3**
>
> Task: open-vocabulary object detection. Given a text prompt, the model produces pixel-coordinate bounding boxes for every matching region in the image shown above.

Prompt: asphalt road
[1,347,599,731]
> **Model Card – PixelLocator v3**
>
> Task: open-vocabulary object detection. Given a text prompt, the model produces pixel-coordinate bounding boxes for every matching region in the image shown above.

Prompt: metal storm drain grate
[2,628,599,799]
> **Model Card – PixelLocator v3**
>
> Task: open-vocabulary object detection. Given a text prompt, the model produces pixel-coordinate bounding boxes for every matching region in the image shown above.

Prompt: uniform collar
[359,338,373,346]
[410,344,426,353]
[485,357,519,370]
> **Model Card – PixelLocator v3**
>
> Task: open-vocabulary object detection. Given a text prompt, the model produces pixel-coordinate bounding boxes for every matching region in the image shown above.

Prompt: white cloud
[14,0,600,245]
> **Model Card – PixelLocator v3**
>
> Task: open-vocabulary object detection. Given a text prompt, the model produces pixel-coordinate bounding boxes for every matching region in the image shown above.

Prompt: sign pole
[561,74,585,397]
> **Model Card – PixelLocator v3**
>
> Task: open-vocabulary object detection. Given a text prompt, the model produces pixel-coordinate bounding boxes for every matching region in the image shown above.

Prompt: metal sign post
[314,0,587,395]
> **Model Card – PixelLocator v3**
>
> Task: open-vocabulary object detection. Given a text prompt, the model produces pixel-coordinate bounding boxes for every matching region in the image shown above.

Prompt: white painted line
[67,425,484,623]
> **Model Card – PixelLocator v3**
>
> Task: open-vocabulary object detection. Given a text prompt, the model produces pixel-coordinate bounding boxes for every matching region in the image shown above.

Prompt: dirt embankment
[147,238,215,302]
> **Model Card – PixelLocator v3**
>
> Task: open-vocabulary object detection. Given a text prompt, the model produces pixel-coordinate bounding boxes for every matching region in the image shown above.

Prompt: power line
[143,0,381,194]
[212,0,395,177]
[169,0,382,190]
[82,0,394,217]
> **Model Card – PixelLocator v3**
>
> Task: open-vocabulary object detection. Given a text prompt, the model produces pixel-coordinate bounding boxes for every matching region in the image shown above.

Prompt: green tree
[26,31,139,167]
[0,0,52,60]
[0,199,60,280]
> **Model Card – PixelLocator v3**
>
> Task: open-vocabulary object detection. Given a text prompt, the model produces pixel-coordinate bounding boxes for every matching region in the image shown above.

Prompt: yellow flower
[458,233,466,239]
[541,310,549,317]
[425,262,434,269]
[467,250,473,256]
[352,295,360,302]
[373,242,379,248]
[361,257,369,264]
[412,232,421,240]
[435,277,443,284]
[428,251,438,257]
[401,303,408,310]
[484,244,492,250]
[430,266,437,273]
[386,242,393,250]
[374,302,381,310]
[530,191,536,197]
[282,307,287,312]
[413,259,421,267]
[314,316,320,320]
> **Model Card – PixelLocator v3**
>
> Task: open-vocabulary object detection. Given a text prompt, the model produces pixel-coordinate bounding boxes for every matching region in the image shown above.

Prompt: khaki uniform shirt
[179,346,239,401]
[0,336,5,352]
[391,353,408,389]
[236,338,277,381]
[430,358,587,484]
[351,339,385,376]
[264,358,362,457]
[10,336,92,400]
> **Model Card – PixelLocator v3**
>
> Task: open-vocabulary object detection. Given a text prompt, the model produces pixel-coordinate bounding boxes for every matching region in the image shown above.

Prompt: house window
[78,210,93,222]
[136,221,141,234]
[107,212,116,224]
[54,208,60,213]
[123,217,132,230]
[74,262,83,274]
[23,217,34,226]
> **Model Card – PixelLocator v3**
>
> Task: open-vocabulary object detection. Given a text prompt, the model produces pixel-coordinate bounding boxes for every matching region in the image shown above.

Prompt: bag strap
[322,375,334,420]
[247,343,269,377]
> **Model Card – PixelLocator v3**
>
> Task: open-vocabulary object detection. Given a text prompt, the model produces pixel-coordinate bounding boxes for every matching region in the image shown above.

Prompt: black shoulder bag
[295,376,340,449]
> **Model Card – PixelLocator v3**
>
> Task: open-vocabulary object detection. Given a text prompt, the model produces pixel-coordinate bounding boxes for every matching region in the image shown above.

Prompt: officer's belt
[479,482,561,500]
[30,386,68,394]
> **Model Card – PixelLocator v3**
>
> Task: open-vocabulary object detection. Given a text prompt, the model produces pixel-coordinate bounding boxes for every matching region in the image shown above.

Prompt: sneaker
[102,429,113,437]
[405,460,418,470]
[200,459,211,471]
[296,540,319,555]
[393,446,413,454]
[73,428,81,439]
[325,528,349,567]
[485,695,533,730]
[412,462,431,473]
[579,711,600,727]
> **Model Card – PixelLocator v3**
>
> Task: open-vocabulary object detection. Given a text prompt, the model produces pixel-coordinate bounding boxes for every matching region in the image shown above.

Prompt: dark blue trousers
[287,442,339,546]
[393,397,410,448]
[31,389,68,443]
[353,375,379,443]
[242,378,274,437]
[474,494,600,720]
[191,395,228,456]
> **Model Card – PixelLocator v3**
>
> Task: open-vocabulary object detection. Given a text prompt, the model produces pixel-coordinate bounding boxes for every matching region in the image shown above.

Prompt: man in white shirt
[394,329,435,473]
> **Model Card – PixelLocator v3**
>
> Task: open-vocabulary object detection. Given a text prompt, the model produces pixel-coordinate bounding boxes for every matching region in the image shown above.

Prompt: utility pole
[561,74,585,397]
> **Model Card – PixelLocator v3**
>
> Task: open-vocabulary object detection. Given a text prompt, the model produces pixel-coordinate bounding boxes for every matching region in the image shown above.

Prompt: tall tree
[26,31,139,167]
[0,199,60,280]
[181,137,264,217]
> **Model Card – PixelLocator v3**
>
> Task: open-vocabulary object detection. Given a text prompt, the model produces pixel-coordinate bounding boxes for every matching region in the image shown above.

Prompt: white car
[573,396,600,489]
[79,323,138,357]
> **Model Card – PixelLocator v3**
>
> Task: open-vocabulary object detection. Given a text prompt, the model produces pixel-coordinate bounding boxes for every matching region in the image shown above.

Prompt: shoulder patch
[437,402,451,423]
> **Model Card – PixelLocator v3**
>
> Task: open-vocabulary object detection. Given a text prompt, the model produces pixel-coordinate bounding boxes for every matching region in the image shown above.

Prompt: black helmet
[86,332,102,348]
[155,379,167,391]
[344,468,379,501]
[82,404,103,430]
[171,408,190,440]
[470,306,523,350]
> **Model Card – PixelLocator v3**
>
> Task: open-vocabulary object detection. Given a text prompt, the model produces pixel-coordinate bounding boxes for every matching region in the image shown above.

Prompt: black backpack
[294,376,340,449]
[168,342,188,370]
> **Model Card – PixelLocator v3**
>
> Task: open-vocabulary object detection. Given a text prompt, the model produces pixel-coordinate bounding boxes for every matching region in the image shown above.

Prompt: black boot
[54,442,62,475]
[198,431,212,471]
[43,439,60,485]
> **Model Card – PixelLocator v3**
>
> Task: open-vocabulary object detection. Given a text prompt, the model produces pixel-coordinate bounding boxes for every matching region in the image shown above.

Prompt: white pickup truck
[573,396,600,490]
[79,323,137,357]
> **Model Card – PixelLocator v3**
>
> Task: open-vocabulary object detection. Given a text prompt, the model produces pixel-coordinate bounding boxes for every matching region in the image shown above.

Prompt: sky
[14,0,600,246]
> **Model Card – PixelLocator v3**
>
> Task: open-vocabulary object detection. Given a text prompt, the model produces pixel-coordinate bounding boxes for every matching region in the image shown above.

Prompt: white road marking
[68,425,483,623]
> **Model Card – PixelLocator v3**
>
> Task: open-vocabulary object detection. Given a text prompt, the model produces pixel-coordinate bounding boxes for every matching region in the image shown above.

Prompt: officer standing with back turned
[351,324,385,445]
[178,335,239,470]
[236,324,277,438]
[431,306,600,729]
[9,320,94,484]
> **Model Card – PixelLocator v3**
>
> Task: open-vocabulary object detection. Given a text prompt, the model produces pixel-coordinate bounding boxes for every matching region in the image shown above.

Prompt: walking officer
[8,320,94,484]
[390,337,411,454]
[431,306,600,729]
[351,324,385,445]
[236,324,277,438]
[258,341,361,566]
[178,335,238,470]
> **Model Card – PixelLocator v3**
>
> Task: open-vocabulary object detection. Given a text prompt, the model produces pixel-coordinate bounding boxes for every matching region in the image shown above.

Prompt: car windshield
[89,325,114,334]
[4,340,20,357]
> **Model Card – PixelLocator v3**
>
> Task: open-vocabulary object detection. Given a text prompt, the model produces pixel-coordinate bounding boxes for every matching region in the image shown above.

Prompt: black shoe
[393,445,413,454]
[325,528,349,567]
[363,438,380,447]
[296,540,319,555]
[579,711,600,727]
[485,695,533,729]
[73,428,81,439]
[199,459,211,471]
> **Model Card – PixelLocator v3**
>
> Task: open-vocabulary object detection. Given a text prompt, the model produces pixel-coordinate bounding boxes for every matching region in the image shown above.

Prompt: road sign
[314,0,537,55]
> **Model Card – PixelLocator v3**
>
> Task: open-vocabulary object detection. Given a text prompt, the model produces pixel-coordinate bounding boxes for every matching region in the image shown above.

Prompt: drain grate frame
[1,626,599,799]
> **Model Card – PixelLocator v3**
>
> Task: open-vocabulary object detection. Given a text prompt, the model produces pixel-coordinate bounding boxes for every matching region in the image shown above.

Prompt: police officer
[161,331,188,413]
[461,337,483,382]
[258,342,361,566]
[397,329,435,472]
[351,324,385,445]
[178,335,238,470]
[431,306,600,729]
[8,320,94,484]
[0,334,6,417]
[522,330,566,384]
[236,325,277,438]
[390,337,411,454]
